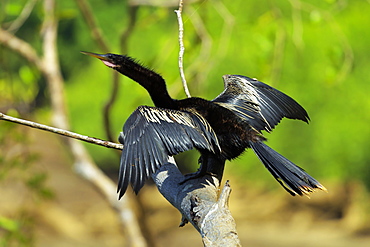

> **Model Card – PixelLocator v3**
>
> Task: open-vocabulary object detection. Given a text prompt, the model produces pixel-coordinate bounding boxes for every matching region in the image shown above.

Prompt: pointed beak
[81,51,118,68]
[81,51,109,61]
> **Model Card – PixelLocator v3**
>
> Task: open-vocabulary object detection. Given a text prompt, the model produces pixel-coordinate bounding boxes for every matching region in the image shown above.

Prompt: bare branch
[0,28,44,72]
[6,0,38,33]
[120,6,139,51]
[175,0,191,98]
[129,0,198,7]
[0,112,123,150]
[75,0,118,142]
[101,5,138,142]
[102,73,120,142]
[42,0,69,129]
[153,157,241,246]
[74,0,110,52]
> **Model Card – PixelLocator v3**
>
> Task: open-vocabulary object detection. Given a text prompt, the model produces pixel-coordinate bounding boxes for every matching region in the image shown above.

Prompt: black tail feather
[249,141,326,196]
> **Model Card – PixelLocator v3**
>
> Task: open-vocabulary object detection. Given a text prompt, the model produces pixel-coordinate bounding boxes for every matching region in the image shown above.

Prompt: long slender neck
[115,56,176,108]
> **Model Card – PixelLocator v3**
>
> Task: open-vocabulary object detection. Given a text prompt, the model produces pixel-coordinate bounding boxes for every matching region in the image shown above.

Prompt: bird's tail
[249,141,326,196]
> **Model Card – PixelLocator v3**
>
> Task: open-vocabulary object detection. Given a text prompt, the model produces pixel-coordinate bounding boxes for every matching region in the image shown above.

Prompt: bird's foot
[179,170,216,185]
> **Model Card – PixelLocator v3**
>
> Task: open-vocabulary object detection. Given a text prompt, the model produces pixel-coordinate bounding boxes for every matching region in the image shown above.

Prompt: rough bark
[153,157,241,246]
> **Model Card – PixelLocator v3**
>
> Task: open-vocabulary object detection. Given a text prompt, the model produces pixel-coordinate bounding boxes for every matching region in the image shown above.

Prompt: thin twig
[6,0,38,33]
[75,0,116,142]
[0,112,123,150]
[175,0,191,98]
[0,28,44,72]
[100,5,139,142]
[103,73,120,142]
[74,0,110,52]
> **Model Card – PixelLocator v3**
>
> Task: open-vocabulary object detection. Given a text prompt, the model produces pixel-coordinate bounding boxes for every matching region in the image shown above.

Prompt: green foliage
[26,172,54,200]
[0,213,35,247]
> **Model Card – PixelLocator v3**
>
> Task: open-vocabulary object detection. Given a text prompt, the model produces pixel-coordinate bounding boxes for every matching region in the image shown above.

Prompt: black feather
[213,75,309,132]
[249,141,324,196]
[117,105,220,196]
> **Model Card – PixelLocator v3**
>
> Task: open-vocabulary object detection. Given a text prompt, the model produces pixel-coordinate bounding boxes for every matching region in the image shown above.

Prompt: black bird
[82,52,326,199]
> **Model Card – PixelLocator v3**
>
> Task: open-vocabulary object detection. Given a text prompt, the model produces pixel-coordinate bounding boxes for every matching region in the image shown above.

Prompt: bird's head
[81,51,124,69]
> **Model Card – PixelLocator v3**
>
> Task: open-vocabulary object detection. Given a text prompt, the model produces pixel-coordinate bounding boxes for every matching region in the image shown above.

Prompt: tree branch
[0,112,123,150]
[153,157,241,246]
[74,0,110,52]
[42,0,69,129]
[0,28,44,72]
[99,5,139,143]
[175,0,191,98]
[75,0,117,142]
[6,0,38,33]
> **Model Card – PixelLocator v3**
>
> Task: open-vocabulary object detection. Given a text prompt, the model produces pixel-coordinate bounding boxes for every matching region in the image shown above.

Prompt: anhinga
[82,52,326,199]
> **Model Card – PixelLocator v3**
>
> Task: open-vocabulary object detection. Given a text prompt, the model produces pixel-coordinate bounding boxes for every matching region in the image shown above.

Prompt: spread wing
[213,75,309,132]
[117,105,220,198]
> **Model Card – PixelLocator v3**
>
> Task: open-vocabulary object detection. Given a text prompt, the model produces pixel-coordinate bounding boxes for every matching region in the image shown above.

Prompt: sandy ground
[1,129,370,247]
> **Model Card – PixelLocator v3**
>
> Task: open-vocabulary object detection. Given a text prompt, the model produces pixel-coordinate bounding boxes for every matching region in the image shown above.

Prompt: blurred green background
[1,0,370,246]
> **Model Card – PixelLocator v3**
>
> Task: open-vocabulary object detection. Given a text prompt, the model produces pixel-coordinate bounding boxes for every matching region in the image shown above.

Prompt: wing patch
[117,105,220,198]
[213,75,309,132]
